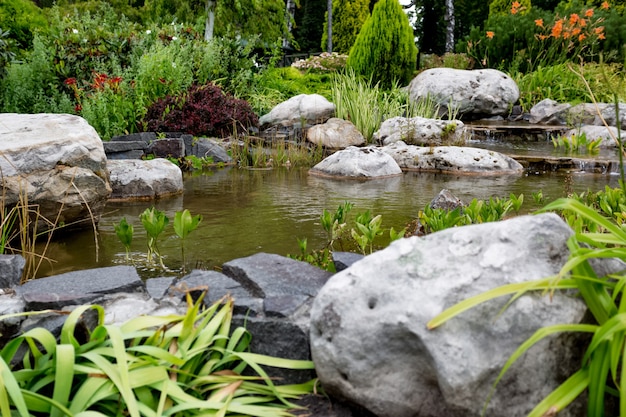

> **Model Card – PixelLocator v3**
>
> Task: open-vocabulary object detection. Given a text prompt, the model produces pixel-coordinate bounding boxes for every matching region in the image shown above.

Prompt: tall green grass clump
[331,69,440,142]
[346,0,417,89]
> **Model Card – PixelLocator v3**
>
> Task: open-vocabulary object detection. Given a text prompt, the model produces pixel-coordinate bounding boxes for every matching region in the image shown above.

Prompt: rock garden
[2,0,626,416]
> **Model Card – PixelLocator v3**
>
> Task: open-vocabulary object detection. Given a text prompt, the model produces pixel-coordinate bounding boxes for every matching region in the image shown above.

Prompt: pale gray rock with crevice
[383,141,524,175]
[310,213,590,417]
[107,158,183,200]
[0,113,111,228]
[307,118,365,148]
[408,68,519,118]
[309,146,402,179]
[259,94,335,128]
[373,116,467,146]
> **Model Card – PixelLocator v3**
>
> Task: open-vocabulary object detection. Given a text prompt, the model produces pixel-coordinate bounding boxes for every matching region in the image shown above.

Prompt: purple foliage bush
[142,83,259,137]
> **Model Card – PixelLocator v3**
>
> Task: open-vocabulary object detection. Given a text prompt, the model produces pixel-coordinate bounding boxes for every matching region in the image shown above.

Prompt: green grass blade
[0,355,28,417]
[588,341,611,416]
[51,344,75,417]
[527,369,589,417]
[427,277,574,329]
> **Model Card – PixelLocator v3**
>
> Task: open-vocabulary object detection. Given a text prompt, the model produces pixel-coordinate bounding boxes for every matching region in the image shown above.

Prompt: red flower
[64,78,77,86]
[74,104,82,112]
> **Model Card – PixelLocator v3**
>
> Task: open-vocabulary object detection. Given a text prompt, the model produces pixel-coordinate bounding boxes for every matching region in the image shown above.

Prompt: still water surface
[36,163,622,279]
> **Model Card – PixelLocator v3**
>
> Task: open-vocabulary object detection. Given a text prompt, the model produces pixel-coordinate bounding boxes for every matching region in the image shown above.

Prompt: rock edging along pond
[3,214,626,416]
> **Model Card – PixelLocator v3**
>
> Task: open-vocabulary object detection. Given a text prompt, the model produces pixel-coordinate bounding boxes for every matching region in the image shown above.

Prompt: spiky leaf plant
[0,293,315,416]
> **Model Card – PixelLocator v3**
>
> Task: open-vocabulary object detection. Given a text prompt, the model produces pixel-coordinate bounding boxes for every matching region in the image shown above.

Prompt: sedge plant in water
[0,291,316,416]
[139,206,169,269]
[114,217,134,261]
[173,209,203,273]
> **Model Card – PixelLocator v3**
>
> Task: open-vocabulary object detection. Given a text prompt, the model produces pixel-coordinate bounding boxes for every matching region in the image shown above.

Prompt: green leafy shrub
[45,3,141,82]
[142,83,259,137]
[0,36,73,113]
[0,0,48,52]
[0,28,15,80]
[347,0,418,89]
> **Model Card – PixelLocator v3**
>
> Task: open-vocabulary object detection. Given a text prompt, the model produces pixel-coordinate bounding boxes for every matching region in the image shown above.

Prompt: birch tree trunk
[204,0,216,41]
[444,0,454,52]
[283,0,296,49]
[327,0,332,52]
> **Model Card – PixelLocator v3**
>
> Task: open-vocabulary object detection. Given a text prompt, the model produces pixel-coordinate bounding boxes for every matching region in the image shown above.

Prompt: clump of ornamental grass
[0,292,316,416]
[331,69,442,143]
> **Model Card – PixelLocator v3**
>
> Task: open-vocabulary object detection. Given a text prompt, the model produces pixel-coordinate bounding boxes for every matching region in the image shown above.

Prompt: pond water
[35,150,623,279]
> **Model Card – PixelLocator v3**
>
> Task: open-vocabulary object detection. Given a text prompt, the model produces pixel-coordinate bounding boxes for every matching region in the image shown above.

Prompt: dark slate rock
[233,316,316,384]
[172,270,263,316]
[184,137,232,163]
[111,132,157,142]
[292,395,378,417]
[103,141,148,153]
[0,255,25,288]
[146,138,185,159]
[222,253,333,299]
[332,252,364,272]
[145,277,177,300]
[264,294,310,318]
[430,188,465,211]
[16,266,144,310]
[106,150,145,160]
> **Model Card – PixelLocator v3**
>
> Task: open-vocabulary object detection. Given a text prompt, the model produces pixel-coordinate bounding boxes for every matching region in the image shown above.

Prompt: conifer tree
[347,0,417,89]
[321,0,370,54]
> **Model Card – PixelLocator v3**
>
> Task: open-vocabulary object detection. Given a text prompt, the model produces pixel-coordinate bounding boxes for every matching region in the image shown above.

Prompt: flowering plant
[291,52,348,72]
[459,1,620,73]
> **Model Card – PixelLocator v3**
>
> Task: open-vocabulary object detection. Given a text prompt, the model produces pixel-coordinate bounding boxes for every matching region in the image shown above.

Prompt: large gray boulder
[0,113,111,228]
[107,158,183,200]
[408,68,519,119]
[373,116,466,146]
[309,146,402,179]
[307,118,365,148]
[383,141,524,175]
[259,94,335,128]
[310,214,589,417]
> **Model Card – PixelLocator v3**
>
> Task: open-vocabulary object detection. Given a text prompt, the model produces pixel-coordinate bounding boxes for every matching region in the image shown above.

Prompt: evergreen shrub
[321,0,370,54]
[346,0,417,89]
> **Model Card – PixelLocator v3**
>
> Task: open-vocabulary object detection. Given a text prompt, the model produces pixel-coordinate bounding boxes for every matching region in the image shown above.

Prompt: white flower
[172,36,178,41]
[72,29,79,34]
[146,29,152,35]
[172,62,177,68]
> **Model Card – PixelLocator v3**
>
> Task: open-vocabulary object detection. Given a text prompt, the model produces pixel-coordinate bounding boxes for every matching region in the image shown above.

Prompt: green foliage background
[321,0,370,54]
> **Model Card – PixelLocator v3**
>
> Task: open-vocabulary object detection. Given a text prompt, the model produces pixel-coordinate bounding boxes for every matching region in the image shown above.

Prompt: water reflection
[36,166,622,279]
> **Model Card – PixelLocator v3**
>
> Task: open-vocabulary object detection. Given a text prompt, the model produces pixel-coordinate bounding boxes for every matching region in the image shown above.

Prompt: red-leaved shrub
[142,83,258,137]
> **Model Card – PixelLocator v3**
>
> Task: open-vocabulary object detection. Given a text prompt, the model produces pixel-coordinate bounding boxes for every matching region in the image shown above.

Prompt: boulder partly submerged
[373,116,467,146]
[0,113,111,228]
[383,141,524,175]
[309,146,402,179]
[107,158,183,201]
